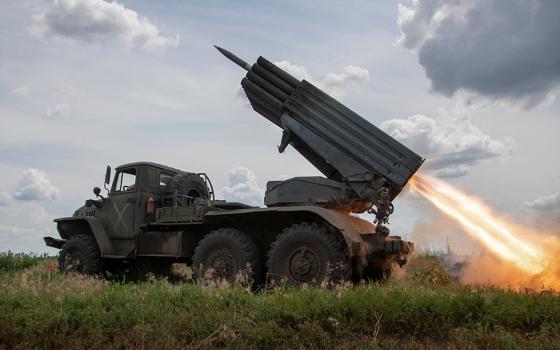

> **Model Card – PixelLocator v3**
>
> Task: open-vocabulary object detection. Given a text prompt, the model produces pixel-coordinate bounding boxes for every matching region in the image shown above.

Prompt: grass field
[1,252,559,349]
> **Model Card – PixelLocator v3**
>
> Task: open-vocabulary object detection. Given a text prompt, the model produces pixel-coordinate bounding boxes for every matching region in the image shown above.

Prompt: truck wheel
[267,222,350,287]
[167,173,209,206]
[192,228,262,284]
[59,234,103,274]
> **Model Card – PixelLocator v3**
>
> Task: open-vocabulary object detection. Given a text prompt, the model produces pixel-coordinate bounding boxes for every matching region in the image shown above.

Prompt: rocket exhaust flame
[409,174,560,290]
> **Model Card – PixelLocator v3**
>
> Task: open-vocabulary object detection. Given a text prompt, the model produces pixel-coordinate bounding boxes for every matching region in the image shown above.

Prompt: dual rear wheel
[192,222,350,287]
[192,228,262,283]
[266,222,350,287]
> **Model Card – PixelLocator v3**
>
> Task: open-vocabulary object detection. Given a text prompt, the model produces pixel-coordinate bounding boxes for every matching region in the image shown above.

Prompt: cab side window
[113,168,137,192]
[159,173,173,188]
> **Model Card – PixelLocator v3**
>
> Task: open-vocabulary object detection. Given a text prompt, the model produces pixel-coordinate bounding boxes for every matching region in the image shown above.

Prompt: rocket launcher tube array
[216,46,424,204]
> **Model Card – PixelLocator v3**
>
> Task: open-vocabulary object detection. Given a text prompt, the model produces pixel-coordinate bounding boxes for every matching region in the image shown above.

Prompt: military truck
[44,47,423,286]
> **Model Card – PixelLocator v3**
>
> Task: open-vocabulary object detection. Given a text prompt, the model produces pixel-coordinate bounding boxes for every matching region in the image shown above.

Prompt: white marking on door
[113,202,130,232]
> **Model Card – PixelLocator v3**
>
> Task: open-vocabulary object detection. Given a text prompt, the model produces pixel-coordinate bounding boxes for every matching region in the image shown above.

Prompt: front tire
[59,234,103,274]
[266,222,350,287]
[192,228,262,284]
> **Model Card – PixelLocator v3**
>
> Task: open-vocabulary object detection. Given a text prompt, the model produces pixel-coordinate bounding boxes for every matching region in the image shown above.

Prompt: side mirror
[93,186,102,198]
[105,165,111,185]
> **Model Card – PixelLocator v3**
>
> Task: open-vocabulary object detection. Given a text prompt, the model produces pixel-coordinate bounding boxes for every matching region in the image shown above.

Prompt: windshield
[113,168,137,192]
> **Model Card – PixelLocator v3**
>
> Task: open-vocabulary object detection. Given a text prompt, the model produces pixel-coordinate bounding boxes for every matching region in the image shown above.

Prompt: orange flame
[409,174,560,290]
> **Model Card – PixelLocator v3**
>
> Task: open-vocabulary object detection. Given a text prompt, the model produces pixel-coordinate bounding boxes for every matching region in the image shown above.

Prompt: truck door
[106,167,138,239]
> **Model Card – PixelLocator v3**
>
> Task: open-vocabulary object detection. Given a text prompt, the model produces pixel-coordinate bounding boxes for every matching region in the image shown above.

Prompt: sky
[1,0,559,254]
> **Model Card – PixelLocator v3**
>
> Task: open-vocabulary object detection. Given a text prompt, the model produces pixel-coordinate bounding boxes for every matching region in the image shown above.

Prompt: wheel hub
[208,251,235,279]
[63,251,86,272]
[289,246,320,283]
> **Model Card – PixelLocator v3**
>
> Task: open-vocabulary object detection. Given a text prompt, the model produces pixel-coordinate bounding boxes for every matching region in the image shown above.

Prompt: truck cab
[46,162,212,258]
[96,162,181,241]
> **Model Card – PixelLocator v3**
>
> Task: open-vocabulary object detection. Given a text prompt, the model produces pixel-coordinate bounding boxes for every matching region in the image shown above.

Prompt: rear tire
[192,228,262,284]
[59,234,103,274]
[266,222,350,287]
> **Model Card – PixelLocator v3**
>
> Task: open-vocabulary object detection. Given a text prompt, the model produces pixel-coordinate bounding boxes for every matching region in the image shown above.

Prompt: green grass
[1,254,559,349]
[0,251,51,274]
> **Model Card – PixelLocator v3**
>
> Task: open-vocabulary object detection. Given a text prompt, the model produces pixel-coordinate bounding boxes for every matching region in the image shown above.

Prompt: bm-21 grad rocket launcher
[40,46,426,286]
[216,46,424,234]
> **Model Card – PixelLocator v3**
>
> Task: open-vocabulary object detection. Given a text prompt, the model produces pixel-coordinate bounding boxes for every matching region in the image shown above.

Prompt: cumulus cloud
[222,167,264,206]
[322,66,370,98]
[381,114,511,177]
[31,0,179,51]
[44,103,70,118]
[13,169,60,201]
[525,192,560,213]
[274,61,314,81]
[274,61,369,98]
[397,0,560,107]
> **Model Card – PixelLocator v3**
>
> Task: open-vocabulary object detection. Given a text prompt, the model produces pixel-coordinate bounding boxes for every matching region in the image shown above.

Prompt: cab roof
[116,161,184,175]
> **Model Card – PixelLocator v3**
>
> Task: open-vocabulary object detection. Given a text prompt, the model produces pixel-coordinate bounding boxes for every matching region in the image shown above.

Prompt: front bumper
[44,236,66,249]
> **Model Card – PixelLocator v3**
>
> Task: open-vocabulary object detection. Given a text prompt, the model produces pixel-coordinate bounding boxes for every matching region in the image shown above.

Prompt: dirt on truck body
[44,47,423,287]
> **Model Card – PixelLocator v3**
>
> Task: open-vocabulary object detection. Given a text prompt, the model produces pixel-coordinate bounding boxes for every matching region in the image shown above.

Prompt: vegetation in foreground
[1,252,559,349]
